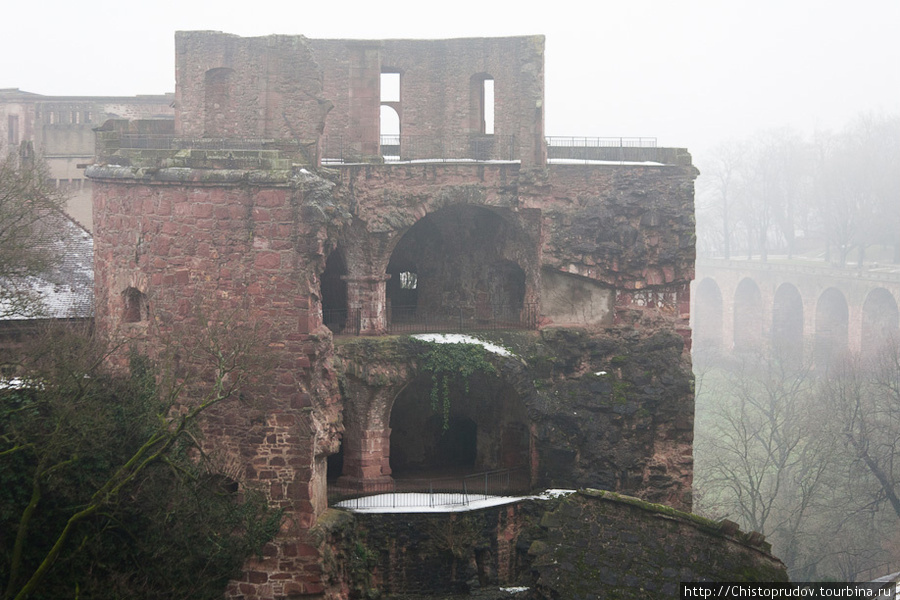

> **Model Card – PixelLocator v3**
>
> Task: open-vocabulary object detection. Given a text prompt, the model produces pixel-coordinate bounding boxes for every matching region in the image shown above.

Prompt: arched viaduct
[692,258,900,363]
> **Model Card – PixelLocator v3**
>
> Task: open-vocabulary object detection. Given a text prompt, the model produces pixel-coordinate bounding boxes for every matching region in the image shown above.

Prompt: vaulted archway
[386,204,534,329]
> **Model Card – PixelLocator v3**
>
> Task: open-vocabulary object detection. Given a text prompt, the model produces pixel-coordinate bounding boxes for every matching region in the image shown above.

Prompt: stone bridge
[693,257,900,363]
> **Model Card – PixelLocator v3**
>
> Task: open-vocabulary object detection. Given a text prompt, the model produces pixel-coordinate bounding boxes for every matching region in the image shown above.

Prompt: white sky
[3,0,898,161]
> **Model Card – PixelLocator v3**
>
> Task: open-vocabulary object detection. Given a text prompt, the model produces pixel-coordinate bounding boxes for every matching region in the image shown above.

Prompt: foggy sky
[4,0,899,159]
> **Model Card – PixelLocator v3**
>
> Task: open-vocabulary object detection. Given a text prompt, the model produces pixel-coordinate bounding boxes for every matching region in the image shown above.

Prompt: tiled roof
[0,211,93,321]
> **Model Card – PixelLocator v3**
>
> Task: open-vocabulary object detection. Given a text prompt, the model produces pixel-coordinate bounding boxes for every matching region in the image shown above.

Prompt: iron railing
[546,136,657,148]
[323,304,538,336]
[329,468,530,509]
[320,134,518,164]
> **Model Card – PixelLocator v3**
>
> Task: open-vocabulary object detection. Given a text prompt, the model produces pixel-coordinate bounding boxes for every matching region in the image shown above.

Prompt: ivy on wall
[416,341,498,431]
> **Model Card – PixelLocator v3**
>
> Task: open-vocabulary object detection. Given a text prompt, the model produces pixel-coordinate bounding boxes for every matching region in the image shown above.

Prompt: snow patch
[412,333,513,357]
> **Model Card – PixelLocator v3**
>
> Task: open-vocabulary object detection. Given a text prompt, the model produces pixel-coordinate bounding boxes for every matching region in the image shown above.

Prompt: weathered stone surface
[89,31,700,600]
[313,491,785,598]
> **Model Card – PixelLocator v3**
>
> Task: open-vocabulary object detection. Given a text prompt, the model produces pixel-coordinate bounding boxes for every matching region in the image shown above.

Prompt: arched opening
[380,105,400,158]
[733,278,763,353]
[386,205,529,329]
[772,283,804,364]
[388,369,529,479]
[861,288,899,359]
[321,249,348,334]
[203,67,235,137]
[381,70,401,159]
[122,287,147,323]
[815,287,849,369]
[693,278,723,351]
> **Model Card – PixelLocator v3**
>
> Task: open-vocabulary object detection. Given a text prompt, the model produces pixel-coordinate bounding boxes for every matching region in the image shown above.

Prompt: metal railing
[321,134,518,164]
[545,136,657,148]
[323,304,538,336]
[329,468,530,509]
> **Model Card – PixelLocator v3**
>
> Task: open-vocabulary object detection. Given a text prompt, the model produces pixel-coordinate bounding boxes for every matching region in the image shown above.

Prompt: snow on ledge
[411,333,513,357]
[334,489,576,514]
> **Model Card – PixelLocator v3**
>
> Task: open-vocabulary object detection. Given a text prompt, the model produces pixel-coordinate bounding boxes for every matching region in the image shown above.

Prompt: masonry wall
[313,491,785,598]
[175,31,331,142]
[310,36,546,164]
[90,167,346,597]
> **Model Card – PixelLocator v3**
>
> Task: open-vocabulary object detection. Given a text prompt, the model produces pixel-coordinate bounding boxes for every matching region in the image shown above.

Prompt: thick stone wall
[313,490,785,598]
[529,490,787,598]
[175,31,331,141]
[89,156,697,597]
[89,165,348,597]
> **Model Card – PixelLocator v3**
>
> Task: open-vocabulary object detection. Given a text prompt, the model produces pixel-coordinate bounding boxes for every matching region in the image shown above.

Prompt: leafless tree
[0,143,68,319]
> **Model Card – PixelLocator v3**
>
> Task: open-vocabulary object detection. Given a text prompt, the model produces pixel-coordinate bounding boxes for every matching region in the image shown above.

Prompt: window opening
[482,78,494,135]
[123,287,147,323]
[399,271,417,290]
[321,250,348,334]
[7,115,19,146]
[380,72,400,103]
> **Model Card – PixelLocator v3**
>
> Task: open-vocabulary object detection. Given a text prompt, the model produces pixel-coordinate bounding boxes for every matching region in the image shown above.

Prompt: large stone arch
[692,277,723,350]
[332,337,537,490]
[389,367,531,477]
[861,287,900,359]
[772,282,804,363]
[733,277,763,352]
[384,203,538,328]
[815,287,849,368]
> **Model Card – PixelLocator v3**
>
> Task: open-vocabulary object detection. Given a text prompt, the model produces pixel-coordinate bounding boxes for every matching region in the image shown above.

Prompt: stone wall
[313,490,785,598]
[89,165,348,597]
[175,31,331,142]
[89,31,700,599]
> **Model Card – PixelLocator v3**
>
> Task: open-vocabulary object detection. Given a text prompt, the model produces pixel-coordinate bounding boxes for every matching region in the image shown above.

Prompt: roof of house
[0,211,93,321]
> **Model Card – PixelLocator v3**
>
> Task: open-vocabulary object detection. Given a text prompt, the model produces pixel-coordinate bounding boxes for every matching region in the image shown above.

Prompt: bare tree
[0,143,68,319]
[1,314,272,600]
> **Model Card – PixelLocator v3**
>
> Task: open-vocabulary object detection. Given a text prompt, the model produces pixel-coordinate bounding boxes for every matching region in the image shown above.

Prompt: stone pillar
[344,274,390,335]
[338,427,392,490]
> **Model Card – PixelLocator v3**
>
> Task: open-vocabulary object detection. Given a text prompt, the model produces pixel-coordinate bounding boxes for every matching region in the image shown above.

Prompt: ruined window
[470,74,495,135]
[380,106,400,151]
[399,271,417,290]
[122,287,147,323]
[321,250,349,334]
[7,115,18,146]
[482,77,494,135]
[380,71,401,155]
[204,68,235,137]
[380,72,400,103]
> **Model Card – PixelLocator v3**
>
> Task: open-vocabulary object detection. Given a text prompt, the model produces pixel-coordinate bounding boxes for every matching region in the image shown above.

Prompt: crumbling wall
[175,31,332,141]
[89,165,349,597]
[313,491,785,598]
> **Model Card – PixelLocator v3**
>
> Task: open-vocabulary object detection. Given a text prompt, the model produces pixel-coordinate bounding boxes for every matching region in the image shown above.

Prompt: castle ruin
[87,31,701,598]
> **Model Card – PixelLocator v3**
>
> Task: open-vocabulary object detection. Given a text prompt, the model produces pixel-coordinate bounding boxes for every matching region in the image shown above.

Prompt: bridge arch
[772,283,804,363]
[861,287,900,359]
[815,287,849,368]
[733,278,763,352]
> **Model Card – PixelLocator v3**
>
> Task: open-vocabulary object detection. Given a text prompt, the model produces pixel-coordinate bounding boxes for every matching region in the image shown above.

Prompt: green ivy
[417,341,498,431]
